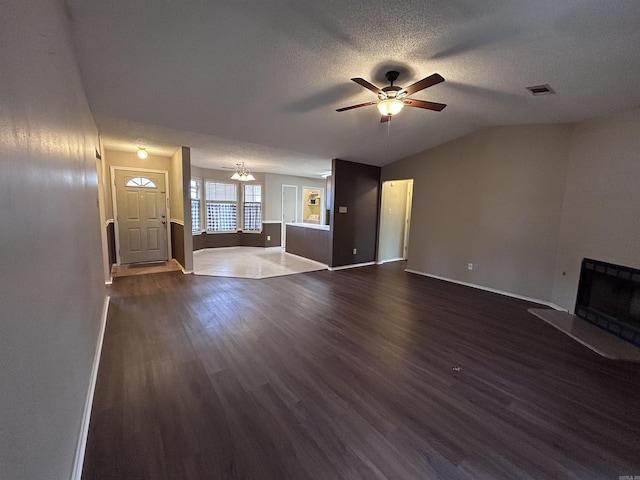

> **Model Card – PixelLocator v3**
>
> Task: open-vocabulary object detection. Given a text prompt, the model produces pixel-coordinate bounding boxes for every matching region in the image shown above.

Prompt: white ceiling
[67,0,640,177]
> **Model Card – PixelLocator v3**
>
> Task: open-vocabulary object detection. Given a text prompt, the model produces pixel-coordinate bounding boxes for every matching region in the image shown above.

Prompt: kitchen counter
[286,222,329,231]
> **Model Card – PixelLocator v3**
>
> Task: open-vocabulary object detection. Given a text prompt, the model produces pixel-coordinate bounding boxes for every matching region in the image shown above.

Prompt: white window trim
[204,180,238,233]
[191,178,264,234]
[241,182,263,233]
[190,177,206,234]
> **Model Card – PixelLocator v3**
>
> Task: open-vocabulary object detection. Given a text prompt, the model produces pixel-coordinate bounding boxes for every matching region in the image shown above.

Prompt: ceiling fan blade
[336,101,377,112]
[403,99,447,112]
[351,78,382,94]
[402,73,445,96]
[380,115,390,123]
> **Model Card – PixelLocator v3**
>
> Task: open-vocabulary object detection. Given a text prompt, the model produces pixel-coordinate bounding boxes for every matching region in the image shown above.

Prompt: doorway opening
[302,186,325,225]
[281,184,298,250]
[281,184,298,249]
[378,179,413,264]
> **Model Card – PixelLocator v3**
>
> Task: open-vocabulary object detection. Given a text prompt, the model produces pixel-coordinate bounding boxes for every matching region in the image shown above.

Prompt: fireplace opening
[575,258,640,347]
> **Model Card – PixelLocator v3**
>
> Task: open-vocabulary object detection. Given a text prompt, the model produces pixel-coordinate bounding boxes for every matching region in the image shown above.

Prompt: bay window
[190,178,201,233]
[205,181,237,232]
[243,184,262,231]
[190,178,262,233]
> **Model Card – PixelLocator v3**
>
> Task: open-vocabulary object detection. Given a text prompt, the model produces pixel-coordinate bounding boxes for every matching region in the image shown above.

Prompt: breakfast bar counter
[285,222,331,265]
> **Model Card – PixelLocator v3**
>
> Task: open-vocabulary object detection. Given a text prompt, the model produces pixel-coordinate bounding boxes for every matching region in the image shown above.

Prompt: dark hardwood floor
[83,263,640,480]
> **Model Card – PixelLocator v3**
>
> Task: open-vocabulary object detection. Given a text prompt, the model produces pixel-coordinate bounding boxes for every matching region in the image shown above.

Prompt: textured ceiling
[67,0,640,176]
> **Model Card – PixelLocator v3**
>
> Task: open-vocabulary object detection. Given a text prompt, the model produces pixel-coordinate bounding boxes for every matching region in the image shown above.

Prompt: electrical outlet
[267,235,271,241]
[353,248,357,255]
[468,263,473,270]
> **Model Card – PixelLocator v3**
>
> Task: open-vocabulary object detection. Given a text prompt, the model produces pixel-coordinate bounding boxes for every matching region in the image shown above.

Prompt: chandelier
[230,162,255,181]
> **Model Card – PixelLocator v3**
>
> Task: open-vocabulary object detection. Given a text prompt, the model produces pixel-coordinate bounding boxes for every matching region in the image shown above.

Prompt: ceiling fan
[336,70,446,122]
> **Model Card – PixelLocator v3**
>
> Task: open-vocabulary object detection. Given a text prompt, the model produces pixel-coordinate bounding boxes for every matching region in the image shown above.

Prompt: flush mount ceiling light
[230,162,255,181]
[136,148,148,159]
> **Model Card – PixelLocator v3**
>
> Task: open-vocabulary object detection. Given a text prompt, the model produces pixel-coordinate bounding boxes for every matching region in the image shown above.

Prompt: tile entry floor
[193,246,328,279]
[111,259,183,278]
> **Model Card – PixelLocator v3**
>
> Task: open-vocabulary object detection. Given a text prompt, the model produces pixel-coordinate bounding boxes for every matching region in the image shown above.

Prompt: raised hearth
[529,308,640,362]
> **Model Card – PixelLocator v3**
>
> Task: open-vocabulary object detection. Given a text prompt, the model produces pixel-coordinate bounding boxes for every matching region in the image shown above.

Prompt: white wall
[264,173,325,222]
[0,1,106,478]
[551,107,640,310]
[383,110,640,311]
[190,169,323,224]
[170,148,185,223]
[383,124,573,302]
[175,147,193,271]
[191,165,266,186]
[103,149,173,220]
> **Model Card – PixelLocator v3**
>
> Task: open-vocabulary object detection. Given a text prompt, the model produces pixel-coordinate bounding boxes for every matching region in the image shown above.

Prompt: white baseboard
[377,257,404,265]
[405,269,566,311]
[329,261,376,271]
[70,295,110,480]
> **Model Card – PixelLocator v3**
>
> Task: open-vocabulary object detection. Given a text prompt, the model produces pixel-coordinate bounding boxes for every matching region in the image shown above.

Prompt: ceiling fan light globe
[247,173,255,181]
[377,98,404,116]
[231,172,241,180]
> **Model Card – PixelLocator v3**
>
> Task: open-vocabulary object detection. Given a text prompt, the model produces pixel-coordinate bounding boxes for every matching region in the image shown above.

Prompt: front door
[114,169,168,264]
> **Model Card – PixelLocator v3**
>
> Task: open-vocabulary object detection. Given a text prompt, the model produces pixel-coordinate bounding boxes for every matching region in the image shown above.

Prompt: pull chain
[387,116,391,148]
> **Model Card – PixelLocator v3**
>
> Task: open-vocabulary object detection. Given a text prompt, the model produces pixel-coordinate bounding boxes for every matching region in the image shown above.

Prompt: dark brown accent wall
[285,225,331,265]
[171,222,185,268]
[263,222,281,247]
[193,232,237,250]
[106,222,116,266]
[192,222,282,251]
[330,159,381,268]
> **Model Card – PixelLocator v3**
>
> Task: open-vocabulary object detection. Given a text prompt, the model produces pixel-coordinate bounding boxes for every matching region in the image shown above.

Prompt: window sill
[194,230,264,235]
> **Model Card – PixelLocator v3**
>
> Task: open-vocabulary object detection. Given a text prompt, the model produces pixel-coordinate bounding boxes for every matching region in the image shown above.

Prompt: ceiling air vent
[526,84,556,96]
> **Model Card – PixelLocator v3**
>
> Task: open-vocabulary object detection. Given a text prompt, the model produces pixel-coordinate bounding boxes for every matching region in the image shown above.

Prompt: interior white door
[114,170,168,264]
[403,181,413,260]
[378,180,411,263]
[281,185,297,248]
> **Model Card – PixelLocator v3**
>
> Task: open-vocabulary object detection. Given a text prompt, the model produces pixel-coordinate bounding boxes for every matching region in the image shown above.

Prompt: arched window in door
[125,177,157,188]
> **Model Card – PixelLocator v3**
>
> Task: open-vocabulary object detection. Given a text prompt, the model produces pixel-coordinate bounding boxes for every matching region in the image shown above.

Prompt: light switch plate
[339,206,348,214]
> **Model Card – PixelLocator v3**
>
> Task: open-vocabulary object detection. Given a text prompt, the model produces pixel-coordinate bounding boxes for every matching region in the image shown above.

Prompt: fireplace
[575,258,640,347]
